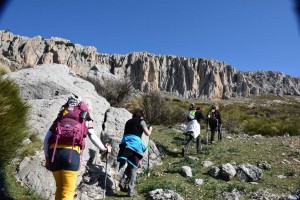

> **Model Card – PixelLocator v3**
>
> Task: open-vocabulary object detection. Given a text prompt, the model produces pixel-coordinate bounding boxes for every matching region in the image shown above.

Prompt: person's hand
[149,126,153,132]
[105,143,112,153]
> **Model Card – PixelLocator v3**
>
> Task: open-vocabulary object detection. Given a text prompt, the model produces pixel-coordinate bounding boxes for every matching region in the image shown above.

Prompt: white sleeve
[88,128,106,151]
[43,130,52,157]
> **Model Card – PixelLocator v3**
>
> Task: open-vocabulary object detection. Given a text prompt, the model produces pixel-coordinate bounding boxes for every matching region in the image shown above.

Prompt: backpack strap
[68,131,76,163]
[68,118,86,163]
[51,123,61,163]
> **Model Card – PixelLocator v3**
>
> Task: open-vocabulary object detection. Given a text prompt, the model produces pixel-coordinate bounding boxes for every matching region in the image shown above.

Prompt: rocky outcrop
[147,189,184,200]
[1,30,299,100]
[3,64,162,199]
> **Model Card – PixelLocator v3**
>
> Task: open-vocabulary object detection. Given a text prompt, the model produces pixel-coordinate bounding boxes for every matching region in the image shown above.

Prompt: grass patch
[0,77,30,169]
[112,124,300,199]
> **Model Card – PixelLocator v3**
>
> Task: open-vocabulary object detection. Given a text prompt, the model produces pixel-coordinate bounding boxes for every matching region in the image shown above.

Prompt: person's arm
[43,130,52,157]
[87,121,111,153]
[206,110,210,123]
[196,110,206,122]
[141,120,152,136]
[43,130,52,170]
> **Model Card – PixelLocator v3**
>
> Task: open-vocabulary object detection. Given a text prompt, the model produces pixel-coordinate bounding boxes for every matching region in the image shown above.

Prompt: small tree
[139,92,186,125]
[88,78,134,108]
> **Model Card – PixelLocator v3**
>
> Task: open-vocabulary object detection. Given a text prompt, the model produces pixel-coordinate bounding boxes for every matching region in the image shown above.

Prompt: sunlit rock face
[1,30,299,100]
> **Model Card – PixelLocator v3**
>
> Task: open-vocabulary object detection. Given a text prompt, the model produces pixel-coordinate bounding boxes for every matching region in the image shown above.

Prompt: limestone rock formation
[1,30,299,100]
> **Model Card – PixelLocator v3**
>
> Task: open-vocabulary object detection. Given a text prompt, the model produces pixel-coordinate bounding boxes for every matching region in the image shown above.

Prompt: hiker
[43,94,112,200]
[117,109,152,197]
[207,104,222,144]
[182,105,206,156]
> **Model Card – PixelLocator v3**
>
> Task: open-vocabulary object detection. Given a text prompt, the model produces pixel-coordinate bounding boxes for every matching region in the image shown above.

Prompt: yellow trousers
[52,170,78,200]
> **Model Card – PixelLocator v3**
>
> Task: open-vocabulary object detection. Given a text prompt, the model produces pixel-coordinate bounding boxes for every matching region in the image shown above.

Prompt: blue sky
[1,0,300,77]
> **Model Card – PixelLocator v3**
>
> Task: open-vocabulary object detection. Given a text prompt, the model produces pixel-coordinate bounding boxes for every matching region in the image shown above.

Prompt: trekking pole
[206,123,209,145]
[103,152,108,199]
[147,136,151,177]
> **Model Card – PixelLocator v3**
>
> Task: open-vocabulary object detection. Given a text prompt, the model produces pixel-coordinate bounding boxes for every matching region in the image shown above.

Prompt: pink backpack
[49,101,89,163]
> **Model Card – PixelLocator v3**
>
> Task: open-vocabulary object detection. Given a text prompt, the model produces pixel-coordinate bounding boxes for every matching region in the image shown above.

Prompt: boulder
[147,189,184,200]
[181,166,192,177]
[236,163,263,182]
[220,163,236,181]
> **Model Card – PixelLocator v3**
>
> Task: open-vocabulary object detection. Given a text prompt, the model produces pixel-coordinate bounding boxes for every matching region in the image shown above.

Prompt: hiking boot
[118,182,127,192]
[128,189,137,197]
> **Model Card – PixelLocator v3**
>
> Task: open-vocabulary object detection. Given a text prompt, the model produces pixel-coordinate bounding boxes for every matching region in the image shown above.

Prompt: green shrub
[0,77,30,169]
[285,168,296,177]
[138,92,186,125]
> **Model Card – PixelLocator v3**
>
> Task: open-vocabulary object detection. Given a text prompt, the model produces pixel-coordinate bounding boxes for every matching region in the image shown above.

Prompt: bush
[88,78,134,107]
[0,64,10,76]
[0,77,30,169]
[138,92,186,125]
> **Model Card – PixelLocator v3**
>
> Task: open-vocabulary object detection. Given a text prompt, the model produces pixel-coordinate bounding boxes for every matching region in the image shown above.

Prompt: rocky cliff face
[1,30,299,99]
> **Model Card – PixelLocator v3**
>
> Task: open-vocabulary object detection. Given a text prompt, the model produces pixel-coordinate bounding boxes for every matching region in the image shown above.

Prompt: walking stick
[206,123,209,145]
[103,152,108,199]
[147,137,151,177]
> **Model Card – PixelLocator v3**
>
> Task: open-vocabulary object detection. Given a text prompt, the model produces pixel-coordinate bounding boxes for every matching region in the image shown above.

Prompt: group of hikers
[43,94,222,199]
[182,103,222,156]
[43,94,152,199]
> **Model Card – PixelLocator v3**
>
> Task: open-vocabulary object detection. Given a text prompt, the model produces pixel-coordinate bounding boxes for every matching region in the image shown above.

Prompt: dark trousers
[218,127,222,140]
[210,126,222,142]
[184,134,202,153]
[119,164,137,194]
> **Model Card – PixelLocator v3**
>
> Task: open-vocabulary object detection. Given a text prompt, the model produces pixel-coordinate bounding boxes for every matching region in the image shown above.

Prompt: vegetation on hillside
[221,94,300,136]
[88,77,134,108]
[126,92,186,125]
[111,125,300,199]
[0,72,43,199]
[127,93,300,136]
[0,77,30,169]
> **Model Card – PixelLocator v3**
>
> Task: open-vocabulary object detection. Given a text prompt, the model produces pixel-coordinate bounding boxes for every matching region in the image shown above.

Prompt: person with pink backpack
[43,94,111,200]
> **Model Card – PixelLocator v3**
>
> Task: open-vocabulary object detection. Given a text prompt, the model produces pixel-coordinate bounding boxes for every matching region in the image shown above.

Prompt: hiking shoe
[128,189,137,197]
[119,182,127,192]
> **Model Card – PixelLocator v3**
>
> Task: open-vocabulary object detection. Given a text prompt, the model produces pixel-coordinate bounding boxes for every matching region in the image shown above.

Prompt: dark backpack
[49,101,89,163]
